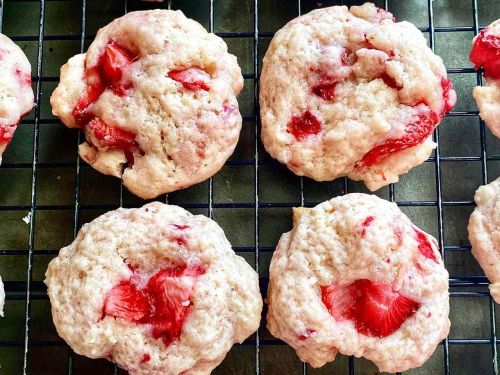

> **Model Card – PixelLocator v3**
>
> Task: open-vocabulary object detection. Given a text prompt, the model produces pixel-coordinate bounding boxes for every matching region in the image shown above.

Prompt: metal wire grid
[0,0,498,373]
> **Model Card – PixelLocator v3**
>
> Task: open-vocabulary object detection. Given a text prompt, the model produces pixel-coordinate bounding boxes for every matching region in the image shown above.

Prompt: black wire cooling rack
[0,0,499,374]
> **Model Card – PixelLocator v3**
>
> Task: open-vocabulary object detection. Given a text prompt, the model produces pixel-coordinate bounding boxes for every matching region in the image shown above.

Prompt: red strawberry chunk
[144,269,194,345]
[176,237,187,246]
[312,81,338,100]
[102,264,206,347]
[357,107,439,168]
[321,283,362,321]
[0,124,16,144]
[168,68,211,91]
[84,118,136,152]
[72,42,135,127]
[103,281,149,321]
[72,77,105,127]
[140,353,151,364]
[321,279,420,338]
[414,228,438,263]
[380,72,402,90]
[173,224,190,230]
[341,49,357,66]
[360,216,375,238]
[15,68,32,87]
[100,42,135,85]
[298,328,316,341]
[353,280,420,337]
[470,27,500,80]
[288,110,322,140]
[440,77,456,116]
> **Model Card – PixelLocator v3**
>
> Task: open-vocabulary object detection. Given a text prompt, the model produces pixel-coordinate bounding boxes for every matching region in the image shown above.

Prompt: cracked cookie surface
[51,10,243,199]
[259,3,456,190]
[45,202,262,375]
[267,193,449,372]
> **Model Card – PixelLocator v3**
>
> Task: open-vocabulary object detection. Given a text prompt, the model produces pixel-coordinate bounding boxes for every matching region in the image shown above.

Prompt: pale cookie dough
[468,177,500,303]
[51,10,243,199]
[260,3,456,191]
[0,33,34,165]
[470,20,500,138]
[267,193,449,373]
[45,202,262,375]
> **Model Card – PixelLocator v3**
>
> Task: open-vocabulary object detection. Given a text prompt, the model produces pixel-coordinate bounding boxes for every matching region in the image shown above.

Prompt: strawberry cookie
[267,193,449,372]
[45,202,262,374]
[51,10,243,199]
[470,19,500,138]
[468,177,500,302]
[0,33,34,165]
[260,3,456,191]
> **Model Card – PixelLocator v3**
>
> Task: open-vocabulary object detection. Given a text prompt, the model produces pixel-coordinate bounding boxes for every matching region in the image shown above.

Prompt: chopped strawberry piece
[0,124,16,144]
[298,329,316,341]
[416,262,426,273]
[100,42,135,85]
[173,224,190,230]
[142,265,206,346]
[182,264,206,277]
[353,280,420,337]
[288,110,322,140]
[140,353,151,364]
[414,228,438,263]
[102,264,206,347]
[84,118,136,152]
[357,108,439,168]
[321,283,362,321]
[127,263,138,273]
[111,81,133,97]
[341,49,357,66]
[15,69,32,87]
[440,77,456,115]
[176,237,187,246]
[103,281,149,321]
[72,79,105,127]
[72,42,135,127]
[358,74,454,165]
[321,279,420,338]
[168,68,211,91]
[360,216,375,238]
[380,72,402,90]
[470,27,500,80]
[312,81,338,100]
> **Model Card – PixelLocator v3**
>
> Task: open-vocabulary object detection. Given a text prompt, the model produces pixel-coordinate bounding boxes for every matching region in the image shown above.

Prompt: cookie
[470,19,500,138]
[0,276,4,317]
[51,10,243,199]
[45,202,262,374]
[259,3,456,191]
[468,177,500,302]
[267,193,449,372]
[0,33,34,165]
